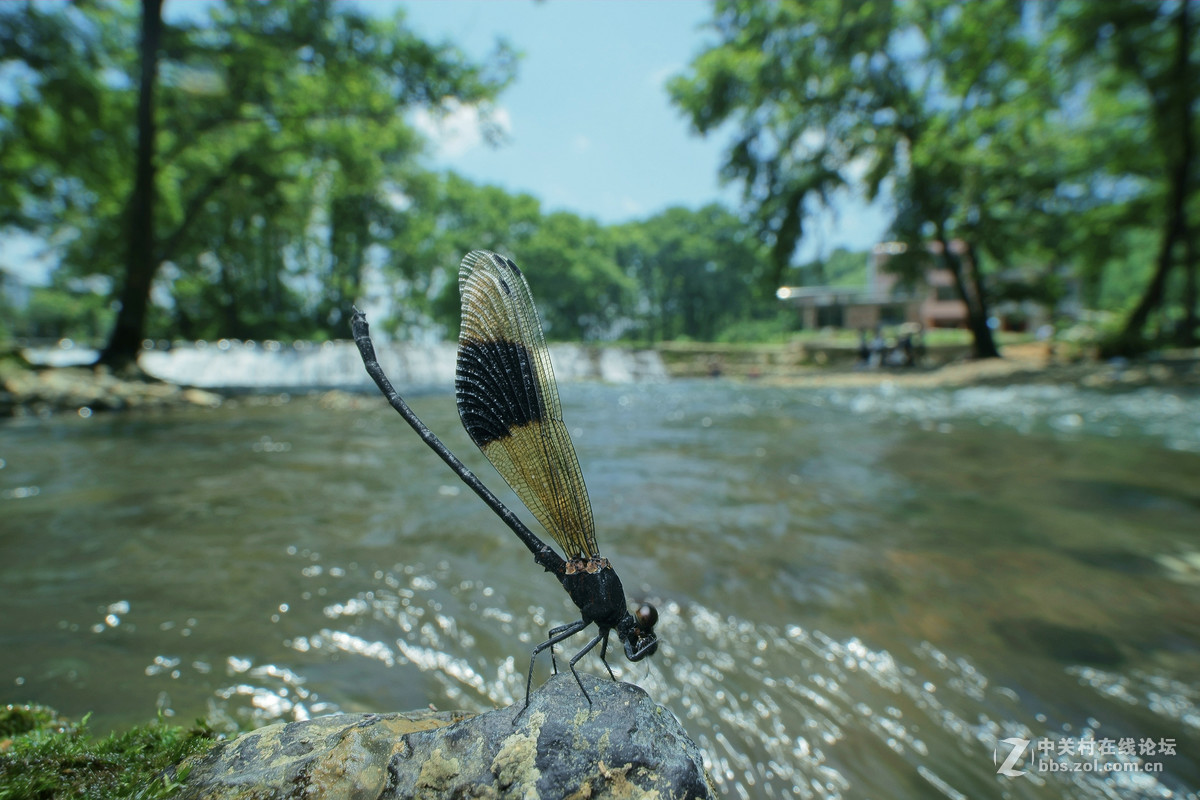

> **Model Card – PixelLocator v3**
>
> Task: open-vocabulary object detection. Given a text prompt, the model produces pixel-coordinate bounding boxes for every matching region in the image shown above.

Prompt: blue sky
[2,0,891,286]
[400,1,737,223]
[396,0,890,253]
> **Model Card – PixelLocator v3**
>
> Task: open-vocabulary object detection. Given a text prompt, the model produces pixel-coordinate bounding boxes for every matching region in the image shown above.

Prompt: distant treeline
[3,170,788,346]
[0,1,1193,362]
[0,2,786,352]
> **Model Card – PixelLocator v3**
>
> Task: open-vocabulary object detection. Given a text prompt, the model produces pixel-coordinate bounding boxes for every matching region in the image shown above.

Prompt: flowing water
[2,379,1199,799]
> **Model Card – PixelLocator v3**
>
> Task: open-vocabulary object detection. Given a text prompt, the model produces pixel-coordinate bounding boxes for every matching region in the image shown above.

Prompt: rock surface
[168,674,715,800]
[1,361,223,416]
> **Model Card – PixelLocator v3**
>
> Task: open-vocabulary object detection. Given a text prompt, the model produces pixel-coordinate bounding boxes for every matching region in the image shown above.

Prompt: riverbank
[3,342,1198,417]
[762,343,1200,391]
[1,352,224,417]
[659,339,1200,390]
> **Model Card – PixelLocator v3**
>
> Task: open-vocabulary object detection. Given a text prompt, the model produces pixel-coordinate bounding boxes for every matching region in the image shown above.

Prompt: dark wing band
[455,250,598,559]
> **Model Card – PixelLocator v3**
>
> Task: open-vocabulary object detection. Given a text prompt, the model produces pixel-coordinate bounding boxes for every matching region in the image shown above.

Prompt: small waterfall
[545,344,669,384]
[136,340,456,391]
[24,340,667,390]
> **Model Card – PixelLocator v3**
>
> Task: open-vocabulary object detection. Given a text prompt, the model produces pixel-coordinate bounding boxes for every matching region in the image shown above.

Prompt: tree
[0,1,515,367]
[669,1,1113,358]
[613,204,772,342]
[388,172,545,336]
[375,173,633,341]
[517,211,630,340]
[1058,1,1197,350]
[23,283,113,343]
[103,0,163,368]
[0,5,136,275]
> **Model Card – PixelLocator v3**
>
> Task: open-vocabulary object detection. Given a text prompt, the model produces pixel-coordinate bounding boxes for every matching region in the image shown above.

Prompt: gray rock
[169,673,716,799]
[1,363,224,416]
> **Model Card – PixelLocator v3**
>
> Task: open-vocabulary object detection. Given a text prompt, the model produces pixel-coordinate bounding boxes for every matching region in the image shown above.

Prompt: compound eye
[635,603,658,631]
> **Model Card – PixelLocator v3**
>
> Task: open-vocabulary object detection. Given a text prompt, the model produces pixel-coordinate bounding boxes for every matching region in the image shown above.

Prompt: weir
[22,340,668,391]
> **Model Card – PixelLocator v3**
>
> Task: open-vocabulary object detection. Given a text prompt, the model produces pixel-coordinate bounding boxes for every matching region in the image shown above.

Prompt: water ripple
[820,384,1200,451]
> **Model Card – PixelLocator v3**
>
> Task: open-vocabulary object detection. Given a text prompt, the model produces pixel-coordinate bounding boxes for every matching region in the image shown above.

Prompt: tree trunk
[935,228,1000,359]
[1120,0,1193,346]
[961,239,1001,358]
[1176,1,1196,346]
[1122,217,1183,343]
[1183,241,1197,344]
[97,0,164,372]
[218,255,241,336]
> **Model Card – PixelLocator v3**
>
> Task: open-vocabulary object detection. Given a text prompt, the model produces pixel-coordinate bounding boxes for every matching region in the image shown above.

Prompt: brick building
[776,241,969,330]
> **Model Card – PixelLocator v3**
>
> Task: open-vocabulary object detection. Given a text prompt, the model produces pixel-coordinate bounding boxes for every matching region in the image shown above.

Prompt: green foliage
[392,172,546,336]
[1054,1,1197,347]
[0,0,516,348]
[669,0,1197,351]
[0,279,15,342]
[790,247,870,288]
[669,0,1042,357]
[21,286,113,344]
[0,4,137,239]
[0,705,218,800]
[714,313,794,344]
[515,212,629,340]
[613,204,773,342]
[393,182,778,343]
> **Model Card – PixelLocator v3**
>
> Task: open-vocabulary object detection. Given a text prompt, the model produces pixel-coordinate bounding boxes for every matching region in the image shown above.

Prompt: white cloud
[571,134,591,153]
[411,99,512,159]
[648,63,682,90]
[619,197,644,217]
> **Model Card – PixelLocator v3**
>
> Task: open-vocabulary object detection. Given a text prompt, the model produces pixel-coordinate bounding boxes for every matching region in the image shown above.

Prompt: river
[1,378,1198,799]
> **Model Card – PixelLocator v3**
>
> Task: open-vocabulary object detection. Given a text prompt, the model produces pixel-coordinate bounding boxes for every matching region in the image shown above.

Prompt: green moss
[0,705,220,800]
[0,706,63,739]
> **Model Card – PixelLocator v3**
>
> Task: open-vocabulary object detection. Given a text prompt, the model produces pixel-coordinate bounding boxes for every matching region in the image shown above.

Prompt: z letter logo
[994,737,1030,778]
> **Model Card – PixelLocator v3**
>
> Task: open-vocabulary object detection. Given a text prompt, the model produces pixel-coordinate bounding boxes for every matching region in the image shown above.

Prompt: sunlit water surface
[2,381,1199,799]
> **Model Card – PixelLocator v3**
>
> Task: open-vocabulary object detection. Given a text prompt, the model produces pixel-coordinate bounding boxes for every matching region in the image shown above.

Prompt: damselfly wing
[456,250,597,560]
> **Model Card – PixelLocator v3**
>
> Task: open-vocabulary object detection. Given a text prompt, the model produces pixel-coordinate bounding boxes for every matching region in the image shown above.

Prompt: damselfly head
[636,602,658,631]
[619,602,659,661]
